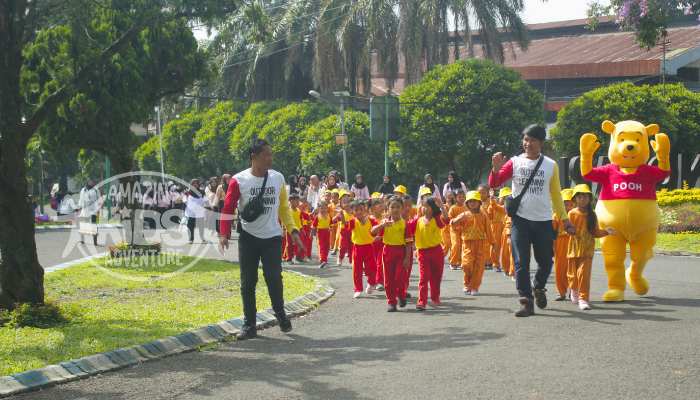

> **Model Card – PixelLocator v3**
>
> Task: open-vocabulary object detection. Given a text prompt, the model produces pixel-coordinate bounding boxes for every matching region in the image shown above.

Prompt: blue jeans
[510,215,555,300]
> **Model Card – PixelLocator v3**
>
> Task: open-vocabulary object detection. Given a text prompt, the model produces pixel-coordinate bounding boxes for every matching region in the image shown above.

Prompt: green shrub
[1,303,68,329]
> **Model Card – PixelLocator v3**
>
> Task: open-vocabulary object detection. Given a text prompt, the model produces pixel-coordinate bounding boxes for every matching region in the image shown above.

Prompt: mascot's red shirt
[583,164,669,200]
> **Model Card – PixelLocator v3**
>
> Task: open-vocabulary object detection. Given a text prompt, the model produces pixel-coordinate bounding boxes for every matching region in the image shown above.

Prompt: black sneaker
[237,326,257,340]
[534,288,548,309]
[515,298,535,317]
[387,304,398,312]
[405,292,412,299]
[279,318,293,333]
[399,298,407,308]
[319,262,328,269]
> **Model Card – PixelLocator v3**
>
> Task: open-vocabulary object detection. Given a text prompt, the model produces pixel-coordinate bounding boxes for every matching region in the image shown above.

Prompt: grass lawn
[595,232,700,253]
[0,256,316,376]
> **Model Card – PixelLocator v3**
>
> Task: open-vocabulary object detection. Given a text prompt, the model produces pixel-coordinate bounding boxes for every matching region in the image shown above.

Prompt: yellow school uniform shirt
[383,219,407,246]
[315,214,331,229]
[350,218,375,245]
[291,208,302,230]
[413,217,445,249]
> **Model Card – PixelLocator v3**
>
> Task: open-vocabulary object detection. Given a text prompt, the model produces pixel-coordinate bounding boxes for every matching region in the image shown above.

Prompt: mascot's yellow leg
[627,230,656,296]
[600,234,628,302]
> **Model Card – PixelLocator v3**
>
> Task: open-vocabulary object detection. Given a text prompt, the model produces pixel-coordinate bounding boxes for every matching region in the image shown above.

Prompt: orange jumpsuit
[567,208,607,302]
[459,211,494,291]
[488,201,506,269]
[480,202,494,266]
[501,215,514,276]
[447,204,467,267]
[552,215,571,297]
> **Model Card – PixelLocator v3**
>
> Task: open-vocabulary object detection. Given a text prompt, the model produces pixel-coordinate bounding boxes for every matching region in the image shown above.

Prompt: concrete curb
[34,223,123,232]
[0,258,334,398]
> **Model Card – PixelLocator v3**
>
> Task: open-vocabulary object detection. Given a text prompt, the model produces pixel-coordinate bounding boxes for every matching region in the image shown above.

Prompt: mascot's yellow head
[601,120,659,169]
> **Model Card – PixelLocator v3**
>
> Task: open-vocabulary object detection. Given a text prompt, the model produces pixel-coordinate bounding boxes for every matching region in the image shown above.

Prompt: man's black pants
[510,215,555,300]
[238,229,287,328]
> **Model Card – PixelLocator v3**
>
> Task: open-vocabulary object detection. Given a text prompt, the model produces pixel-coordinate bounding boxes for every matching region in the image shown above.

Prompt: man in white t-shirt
[219,139,305,340]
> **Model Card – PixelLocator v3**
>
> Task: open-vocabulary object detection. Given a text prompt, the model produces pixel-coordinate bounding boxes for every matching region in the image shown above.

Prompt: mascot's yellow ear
[645,124,660,136]
[602,120,616,135]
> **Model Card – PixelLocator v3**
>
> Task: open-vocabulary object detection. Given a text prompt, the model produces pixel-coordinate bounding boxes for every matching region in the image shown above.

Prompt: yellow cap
[572,184,592,197]
[394,185,407,195]
[418,187,432,198]
[561,188,574,201]
[498,187,512,198]
[371,192,382,199]
[330,189,339,195]
[465,190,482,202]
[339,190,350,198]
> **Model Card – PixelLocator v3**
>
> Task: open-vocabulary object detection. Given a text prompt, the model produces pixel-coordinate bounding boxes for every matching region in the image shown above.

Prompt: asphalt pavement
[18,228,700,400]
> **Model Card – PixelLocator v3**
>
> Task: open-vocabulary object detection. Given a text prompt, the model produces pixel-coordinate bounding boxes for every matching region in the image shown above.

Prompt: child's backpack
[50,196,58,210]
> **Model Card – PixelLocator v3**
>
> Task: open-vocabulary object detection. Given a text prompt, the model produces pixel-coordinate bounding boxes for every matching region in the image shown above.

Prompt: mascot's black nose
[626,144,634,151]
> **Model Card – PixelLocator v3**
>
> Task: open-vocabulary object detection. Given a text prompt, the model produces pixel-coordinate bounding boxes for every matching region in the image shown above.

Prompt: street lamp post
[309,90,349,181]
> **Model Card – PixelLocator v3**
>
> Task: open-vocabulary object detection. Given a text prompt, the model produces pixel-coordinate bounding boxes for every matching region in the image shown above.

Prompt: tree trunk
[0,134,45,310]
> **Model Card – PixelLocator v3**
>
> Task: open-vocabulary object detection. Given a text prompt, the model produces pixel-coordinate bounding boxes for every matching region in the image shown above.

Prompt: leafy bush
[397,59,543,185]
[657,188,700,207]
[550,83,700,158]
[658,202,700,233]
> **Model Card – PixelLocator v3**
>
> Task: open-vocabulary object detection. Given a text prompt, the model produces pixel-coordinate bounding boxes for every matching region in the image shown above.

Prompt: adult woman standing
[351,174,370,200]
[442,171,468,199]
[219,139,305,340]
[377,175,395,195]
[418,173,442,201]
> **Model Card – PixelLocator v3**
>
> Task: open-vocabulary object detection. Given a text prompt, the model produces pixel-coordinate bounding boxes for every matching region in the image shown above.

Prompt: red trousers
[352,244,377,292]
[383,245,406,305]
[401,250,414,298]
[302,227,312,259]
[339,230,352,261]
[283,232,300,261]
[373,240,384,285]
[417,246,444,306]
[317,228,330,263]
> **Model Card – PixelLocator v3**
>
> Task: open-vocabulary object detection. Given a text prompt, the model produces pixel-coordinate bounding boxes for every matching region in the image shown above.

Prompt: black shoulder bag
[240,171,269,223]
[505,156,544,218]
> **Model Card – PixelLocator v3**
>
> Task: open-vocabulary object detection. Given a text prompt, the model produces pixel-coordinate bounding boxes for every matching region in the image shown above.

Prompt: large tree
[0,0,237,310]
[396,59,543,185]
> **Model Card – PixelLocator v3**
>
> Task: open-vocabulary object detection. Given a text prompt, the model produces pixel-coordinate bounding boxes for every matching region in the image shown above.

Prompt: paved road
[20,229,700,400]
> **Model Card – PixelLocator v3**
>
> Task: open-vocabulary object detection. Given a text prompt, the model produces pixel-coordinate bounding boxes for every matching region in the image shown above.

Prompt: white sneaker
[353,291,362,299]
[365,285,375,295]
[578,300,591,310]
[376,284,385,291]
[463,287,470,294]
[570,290,579,304]
[471,290,479,296]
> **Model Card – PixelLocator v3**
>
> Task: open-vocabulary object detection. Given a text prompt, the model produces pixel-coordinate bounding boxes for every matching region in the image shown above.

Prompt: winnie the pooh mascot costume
[579,120,670,302]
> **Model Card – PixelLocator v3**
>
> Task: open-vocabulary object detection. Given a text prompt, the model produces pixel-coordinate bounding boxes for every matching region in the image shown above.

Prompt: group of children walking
[280,181,610,313]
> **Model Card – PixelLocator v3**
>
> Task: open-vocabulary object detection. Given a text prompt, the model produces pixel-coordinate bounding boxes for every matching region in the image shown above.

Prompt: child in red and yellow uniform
[329,189,341,254]
[372,196,412,311]
[447,191,467,270]
[312,201,332,268]
[332,191,353,267]
[497,188,514,277]
[452,191,494,295]
[340,200,378,297]
[400,195,416,300]
[567,184,611,310]
[369,196,386,290]
[488,192,507,272]
[283,193,303,263]
[553,188,575,301]
[407,196,449,310]
[300,199,313,261]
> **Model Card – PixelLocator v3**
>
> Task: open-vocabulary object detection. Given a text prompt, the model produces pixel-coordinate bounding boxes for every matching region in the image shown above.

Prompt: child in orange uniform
[283,193,304,263]
[372,196,412,311]
[553,188,575,301]
[447,190,467,271]
[333,191,353,267]
[441,191,456,262]
[567,184,611,310]
[312,201,332,268]
[340,200,378,298]
[452,191,494,295]
[497,188,515,278]
[477,185,494,270]
[488,190,507,273]
[407,196,449,310]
